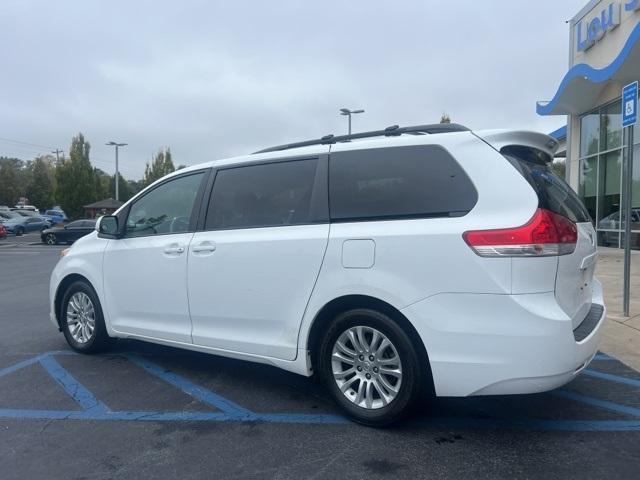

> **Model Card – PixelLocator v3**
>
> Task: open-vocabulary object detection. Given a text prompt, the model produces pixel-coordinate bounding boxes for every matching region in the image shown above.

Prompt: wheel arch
[54,273,94,329]
[306,294,435,395]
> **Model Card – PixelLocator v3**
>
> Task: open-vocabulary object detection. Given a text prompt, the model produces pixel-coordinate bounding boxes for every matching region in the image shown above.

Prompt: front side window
[125,172,205,238]
[206,159,318,230]
[329,145,477,221]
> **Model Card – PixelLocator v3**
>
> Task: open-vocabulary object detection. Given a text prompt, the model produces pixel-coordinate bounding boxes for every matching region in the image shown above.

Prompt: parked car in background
[598,209,640,248]
[13,209,39,217]
[42,209,69,225]
[11,210,52,226]
[12,205,39,214]
[0,205,10,211]
[41,220,96,245]
[3,215,50,236]
[0,210,22,221]
[0,223,6,239]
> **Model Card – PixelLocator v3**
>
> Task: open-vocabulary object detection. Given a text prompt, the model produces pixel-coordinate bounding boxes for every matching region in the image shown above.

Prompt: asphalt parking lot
[1,238,640,479]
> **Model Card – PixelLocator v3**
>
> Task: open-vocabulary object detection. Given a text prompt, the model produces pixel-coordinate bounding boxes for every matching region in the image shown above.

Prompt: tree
[26,156,56,210]
[109,172,133,202]
[551,159,566,179]
[440,113,451,124]
[93,168,111,201]
[0,157,24,206]
[55,133,97,219]
[143,148,175,186]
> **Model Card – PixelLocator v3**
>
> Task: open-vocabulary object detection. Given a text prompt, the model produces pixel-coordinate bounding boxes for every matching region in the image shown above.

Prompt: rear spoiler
[472,130,559,163]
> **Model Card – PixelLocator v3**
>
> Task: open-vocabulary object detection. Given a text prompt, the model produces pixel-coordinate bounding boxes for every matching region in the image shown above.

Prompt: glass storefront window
[633,145,640,207]
[601,102,622,151]
[580,113,600,156]
[598,151,622,226]
[579,99,639,250]
[579,157,597,221]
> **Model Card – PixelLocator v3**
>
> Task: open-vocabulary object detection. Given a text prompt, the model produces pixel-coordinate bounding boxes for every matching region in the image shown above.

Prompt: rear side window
[329,145,477,222]
[503,146,591,223]
[206,158,319,230]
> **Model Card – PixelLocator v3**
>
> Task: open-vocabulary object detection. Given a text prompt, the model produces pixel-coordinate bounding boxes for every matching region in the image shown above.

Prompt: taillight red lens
[463,208,577,257]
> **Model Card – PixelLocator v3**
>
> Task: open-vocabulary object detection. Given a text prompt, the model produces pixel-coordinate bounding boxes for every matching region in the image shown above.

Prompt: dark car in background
[41,219,96,245]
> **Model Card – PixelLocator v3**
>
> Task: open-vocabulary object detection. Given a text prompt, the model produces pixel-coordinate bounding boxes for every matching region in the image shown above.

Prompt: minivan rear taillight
[463,208,577,257]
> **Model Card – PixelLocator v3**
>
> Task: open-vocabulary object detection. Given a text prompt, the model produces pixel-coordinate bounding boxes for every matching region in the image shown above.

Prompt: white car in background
[48,123,605,426]
[12,205,40,214]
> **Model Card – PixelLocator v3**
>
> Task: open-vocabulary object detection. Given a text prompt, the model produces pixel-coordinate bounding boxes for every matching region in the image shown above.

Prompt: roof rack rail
[253,123,470,154]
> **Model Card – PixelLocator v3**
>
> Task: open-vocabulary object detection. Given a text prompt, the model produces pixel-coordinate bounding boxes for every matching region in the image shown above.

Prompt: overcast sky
[0,0,586,179]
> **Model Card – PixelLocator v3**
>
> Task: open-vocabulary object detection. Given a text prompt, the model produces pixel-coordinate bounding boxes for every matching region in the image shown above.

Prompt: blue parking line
[411,417,640,432]
[38,355,109,413]
[0,353,49,378]
[126,354,254,418]
[584,369,640,388]
[0,408,639,431]
[2,351,640,431]
[253,413,349,424]
[553,390,640,418]
[594,353,616,361]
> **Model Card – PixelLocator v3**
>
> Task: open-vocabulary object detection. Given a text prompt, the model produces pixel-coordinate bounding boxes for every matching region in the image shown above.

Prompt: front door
[188,157,329,360]
[103,170,208,343]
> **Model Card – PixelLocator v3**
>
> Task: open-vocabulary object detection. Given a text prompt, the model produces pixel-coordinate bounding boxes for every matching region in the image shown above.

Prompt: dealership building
[538,0,640,249]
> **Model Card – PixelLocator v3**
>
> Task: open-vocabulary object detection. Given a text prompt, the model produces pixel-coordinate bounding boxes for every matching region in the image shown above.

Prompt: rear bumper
[401,279,606,397]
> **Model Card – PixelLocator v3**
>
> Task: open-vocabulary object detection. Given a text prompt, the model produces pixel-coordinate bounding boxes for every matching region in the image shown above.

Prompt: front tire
[45,233,57,245]
[60,281,112,353]
[317,309,422,426]
[15,227,24,236]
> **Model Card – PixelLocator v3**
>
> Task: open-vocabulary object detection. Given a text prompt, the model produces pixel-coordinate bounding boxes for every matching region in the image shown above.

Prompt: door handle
[192,241,216,254]
[164,244,185,255]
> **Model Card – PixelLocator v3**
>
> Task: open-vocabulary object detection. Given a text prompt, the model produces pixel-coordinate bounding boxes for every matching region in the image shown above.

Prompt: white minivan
[49,124,605,425]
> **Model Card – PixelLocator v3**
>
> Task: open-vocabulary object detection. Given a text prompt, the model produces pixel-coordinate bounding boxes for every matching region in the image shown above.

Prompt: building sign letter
[577,2,621,51]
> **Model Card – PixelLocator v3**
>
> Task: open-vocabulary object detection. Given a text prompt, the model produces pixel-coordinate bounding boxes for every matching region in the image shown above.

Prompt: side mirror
[97,215,120,238]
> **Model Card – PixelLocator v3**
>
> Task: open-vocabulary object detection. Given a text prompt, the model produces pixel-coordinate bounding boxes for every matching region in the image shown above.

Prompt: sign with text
[622,81,638,127]
[576,1,640,52]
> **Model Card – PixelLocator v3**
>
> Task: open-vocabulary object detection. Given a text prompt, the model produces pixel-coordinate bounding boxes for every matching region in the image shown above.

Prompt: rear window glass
[329,145,477,222]
[503,146,591,223]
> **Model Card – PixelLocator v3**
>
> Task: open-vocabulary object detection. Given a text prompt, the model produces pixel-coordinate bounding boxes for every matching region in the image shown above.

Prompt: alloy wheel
[331,326,403,409]
[66,292,96,344]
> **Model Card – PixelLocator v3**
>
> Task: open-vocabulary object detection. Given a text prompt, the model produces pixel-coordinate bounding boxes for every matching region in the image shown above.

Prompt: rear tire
[15,227,24,236]
[60,281,112,353]
[45,233,57,245]
[317,308,422,427]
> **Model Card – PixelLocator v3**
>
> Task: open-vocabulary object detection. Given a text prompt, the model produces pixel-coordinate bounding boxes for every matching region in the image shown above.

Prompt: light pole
[106,141,127,201]
[339,108,364,135]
